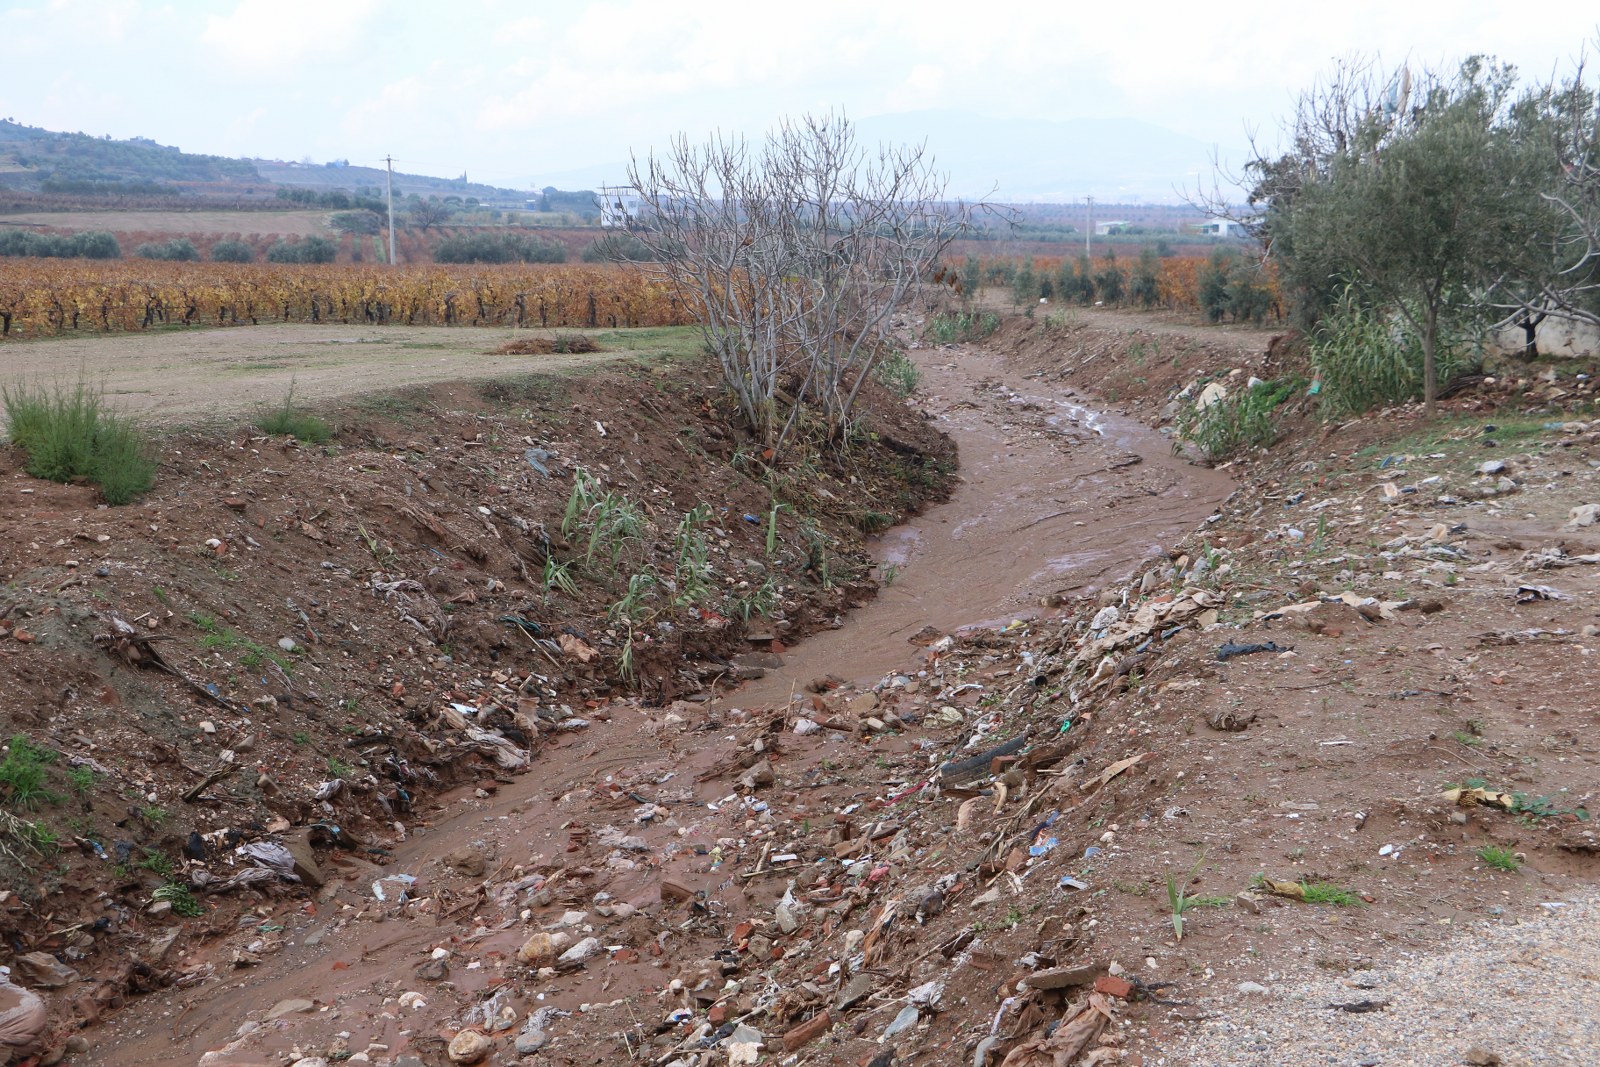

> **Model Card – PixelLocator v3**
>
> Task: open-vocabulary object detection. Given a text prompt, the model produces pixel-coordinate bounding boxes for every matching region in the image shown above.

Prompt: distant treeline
[0,229,121,259]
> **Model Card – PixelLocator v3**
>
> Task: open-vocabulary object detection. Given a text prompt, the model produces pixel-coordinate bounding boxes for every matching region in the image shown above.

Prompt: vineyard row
[0,262,693,338]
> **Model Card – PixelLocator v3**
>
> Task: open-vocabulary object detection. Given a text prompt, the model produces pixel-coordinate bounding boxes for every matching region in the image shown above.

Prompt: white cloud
[200,0,379,72]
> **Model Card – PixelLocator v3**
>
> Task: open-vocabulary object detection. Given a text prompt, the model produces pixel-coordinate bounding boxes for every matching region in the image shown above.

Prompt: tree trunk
[1423,301,1438,418]
[1519,311,1544,360]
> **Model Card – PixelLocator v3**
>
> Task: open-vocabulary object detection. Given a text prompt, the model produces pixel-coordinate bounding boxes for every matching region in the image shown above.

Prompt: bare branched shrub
[625,113,974,451]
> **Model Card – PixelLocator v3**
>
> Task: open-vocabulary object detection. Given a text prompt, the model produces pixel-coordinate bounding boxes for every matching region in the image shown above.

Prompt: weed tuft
[1476,845,1521,872]
[0,735,60,809]
[926,310,1000,344]
[2,380,156,504]
[258,382,332,444]
[873,350,922,398]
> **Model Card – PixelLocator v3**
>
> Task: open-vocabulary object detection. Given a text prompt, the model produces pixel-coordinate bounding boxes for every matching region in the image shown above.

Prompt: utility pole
[384,155,397,266]
[1085,196,1094,259]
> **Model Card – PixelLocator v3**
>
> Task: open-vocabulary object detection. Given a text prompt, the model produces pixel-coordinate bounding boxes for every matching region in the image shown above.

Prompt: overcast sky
[4,0,1598,199]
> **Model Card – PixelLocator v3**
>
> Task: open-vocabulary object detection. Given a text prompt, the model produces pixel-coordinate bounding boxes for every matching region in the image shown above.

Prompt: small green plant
[617,632,636,683]
[2,379,156,504]
[258,381,332,444]
[292,731,311,745]
[1299,881,1362,907]
[0,735,60,809]
[882,563,900,587]
[136,847,174,877]
[153,881,205,917]
[765,502,786,557]
[0,810,60,856]
[65,765,96,795]
[1002,905,1023,930]
[326,757,353,777]
[670,506,715,607]
[138,805,168,827]
[610,570,659,623]
[732,576,780,621]
[1451,730,1482,747]
[563,471,646,573]
[1476,845,1521,872]
[543,556,580,597]
[872,350,922,398]
[1309,514,1329,555]
[926,310,1000,344]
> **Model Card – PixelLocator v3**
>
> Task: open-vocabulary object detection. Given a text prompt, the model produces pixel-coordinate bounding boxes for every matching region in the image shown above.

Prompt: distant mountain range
[528,110,1231,204]
[1,111,1230,207]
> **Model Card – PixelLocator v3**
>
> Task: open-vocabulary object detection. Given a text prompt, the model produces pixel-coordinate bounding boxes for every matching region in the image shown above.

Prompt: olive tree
[625,113,971,450]
[1273,59,1556,414]
[1490,61,1600,343]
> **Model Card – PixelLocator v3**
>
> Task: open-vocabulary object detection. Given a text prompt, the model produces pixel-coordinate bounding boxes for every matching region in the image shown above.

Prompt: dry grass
[494,333,602,355]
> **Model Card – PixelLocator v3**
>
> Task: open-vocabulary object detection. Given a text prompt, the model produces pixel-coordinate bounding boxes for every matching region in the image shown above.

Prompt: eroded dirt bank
[0,343,958,1065]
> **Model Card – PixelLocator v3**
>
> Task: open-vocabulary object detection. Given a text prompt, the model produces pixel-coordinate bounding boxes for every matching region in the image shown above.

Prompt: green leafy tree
[409,197,452,232]
[1095,252,1125,306]
[1272,58,1557,413]
[1130,245,1161,308]
[959,254,982,300]
[1011,258,1038,307]
[210,239,254,263]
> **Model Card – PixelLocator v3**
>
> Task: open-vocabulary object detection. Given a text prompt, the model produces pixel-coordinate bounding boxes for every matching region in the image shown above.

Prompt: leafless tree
[626,113,973,452]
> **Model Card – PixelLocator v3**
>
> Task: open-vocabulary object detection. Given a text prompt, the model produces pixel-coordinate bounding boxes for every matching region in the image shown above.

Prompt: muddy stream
[739,342,1232,705]
[84,340,1232,1067]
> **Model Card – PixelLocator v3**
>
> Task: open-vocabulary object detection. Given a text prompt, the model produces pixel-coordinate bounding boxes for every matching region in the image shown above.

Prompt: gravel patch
[1162,896,1600,1067]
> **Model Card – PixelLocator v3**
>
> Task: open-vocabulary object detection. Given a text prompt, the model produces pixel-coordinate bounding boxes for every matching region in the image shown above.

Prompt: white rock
[558,936,601,964]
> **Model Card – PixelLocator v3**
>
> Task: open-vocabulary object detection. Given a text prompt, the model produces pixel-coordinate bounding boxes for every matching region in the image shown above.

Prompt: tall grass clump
[926,310,1000,344]
[1311,286,1477,415]
[2,381,156,504]
[1176,378,1297,463]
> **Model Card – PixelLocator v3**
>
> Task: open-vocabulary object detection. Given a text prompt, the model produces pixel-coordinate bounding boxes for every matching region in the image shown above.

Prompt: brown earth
[0,333,954,1066]
[0,324,680,428]
[3,307,1599,1067]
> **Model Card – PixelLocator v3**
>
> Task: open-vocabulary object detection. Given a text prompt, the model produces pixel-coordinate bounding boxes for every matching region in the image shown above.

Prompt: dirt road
[0,323,678,427]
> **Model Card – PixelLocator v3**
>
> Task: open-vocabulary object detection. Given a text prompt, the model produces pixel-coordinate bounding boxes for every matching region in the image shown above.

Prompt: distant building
[597,185,644,228]
[1094,220,1131,236]
[1198,217,1250,238]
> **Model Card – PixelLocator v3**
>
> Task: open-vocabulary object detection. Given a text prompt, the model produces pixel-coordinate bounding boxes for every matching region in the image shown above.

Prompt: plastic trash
[373,873,418,902]
[523,448,554,476]
[0,969,47,1062]
[239,841,300,880]
[1216,640,1292,662]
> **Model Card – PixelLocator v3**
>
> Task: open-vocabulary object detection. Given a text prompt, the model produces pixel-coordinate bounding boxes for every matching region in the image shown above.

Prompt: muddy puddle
[736,343,1233,705]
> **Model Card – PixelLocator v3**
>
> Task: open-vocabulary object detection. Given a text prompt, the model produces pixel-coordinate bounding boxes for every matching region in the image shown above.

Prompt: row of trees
[973,249,1279,323]
[1227,54,1600,413]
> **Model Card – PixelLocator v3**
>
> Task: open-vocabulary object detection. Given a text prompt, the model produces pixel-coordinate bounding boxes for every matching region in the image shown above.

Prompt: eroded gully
[737,340,1234,704]
[82,339,1233,1067]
